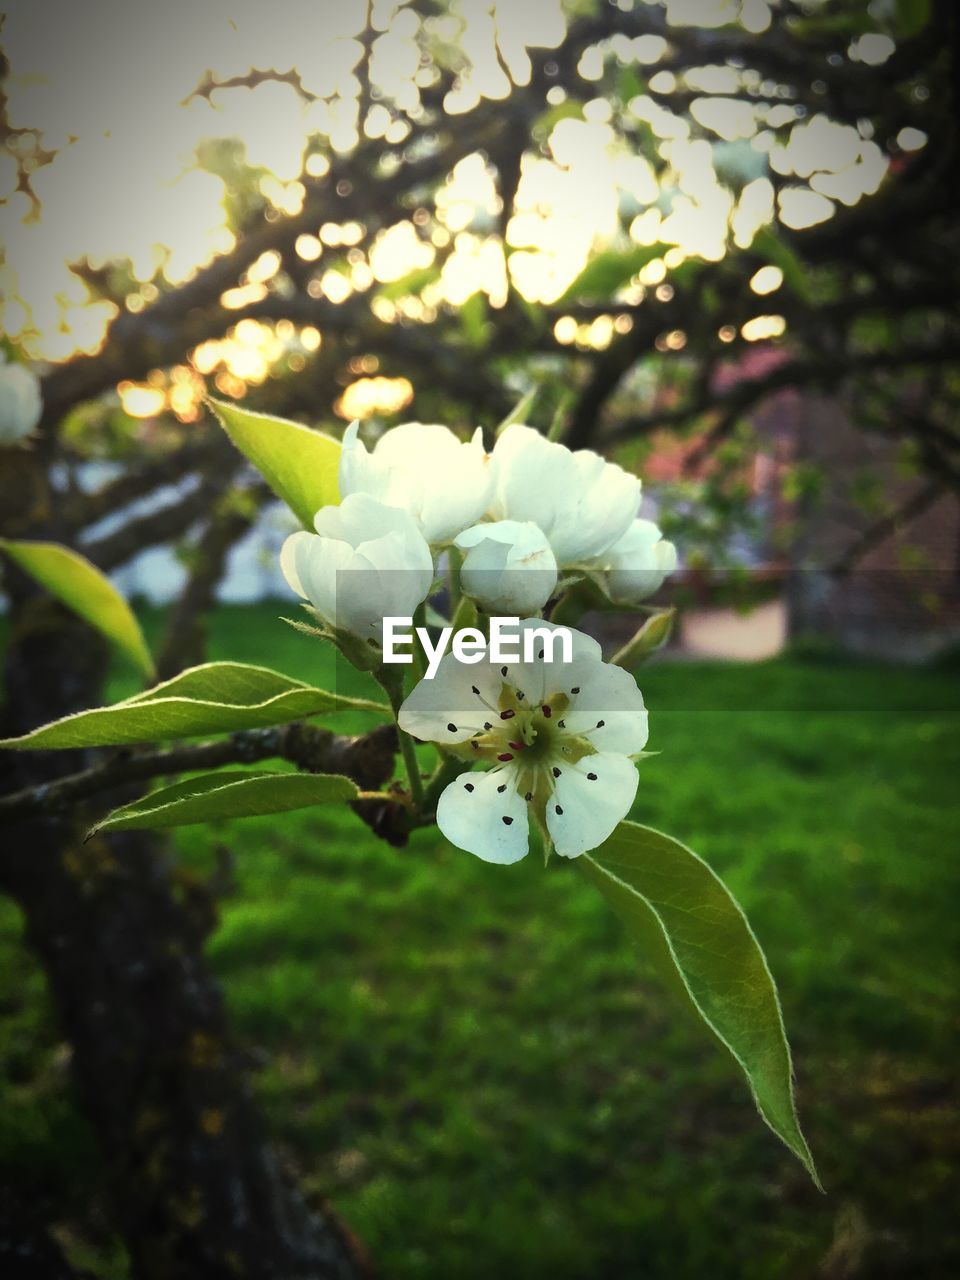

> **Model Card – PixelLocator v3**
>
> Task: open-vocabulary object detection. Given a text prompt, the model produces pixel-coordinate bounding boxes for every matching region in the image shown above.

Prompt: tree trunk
[0,597,370,1280]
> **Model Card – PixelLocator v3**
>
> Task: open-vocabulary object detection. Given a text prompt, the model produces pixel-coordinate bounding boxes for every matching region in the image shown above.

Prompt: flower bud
[455,520,558,617]
[280,493,434,642]
[594,518,677,605]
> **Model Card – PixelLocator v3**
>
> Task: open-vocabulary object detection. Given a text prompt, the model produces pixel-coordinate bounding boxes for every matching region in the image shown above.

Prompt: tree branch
[155,482,273,681]
[829,478,946,576]
[61,435,223,532]
[0,719,406,840]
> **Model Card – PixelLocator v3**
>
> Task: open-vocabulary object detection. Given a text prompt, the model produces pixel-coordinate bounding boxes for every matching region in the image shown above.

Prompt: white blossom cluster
[281,420,676,632]
[280,420,677,865]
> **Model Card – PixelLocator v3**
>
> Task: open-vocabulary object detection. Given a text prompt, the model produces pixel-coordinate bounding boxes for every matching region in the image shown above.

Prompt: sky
[0,0,901,416]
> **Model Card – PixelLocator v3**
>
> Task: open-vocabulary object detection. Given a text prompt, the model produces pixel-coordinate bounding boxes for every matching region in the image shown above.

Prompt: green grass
[2,604,958,1278]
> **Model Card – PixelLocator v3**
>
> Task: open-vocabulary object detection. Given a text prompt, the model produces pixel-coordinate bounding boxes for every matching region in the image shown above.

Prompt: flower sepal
[280,604,385,672]
[610,608,676,669]
[333,628,389,673]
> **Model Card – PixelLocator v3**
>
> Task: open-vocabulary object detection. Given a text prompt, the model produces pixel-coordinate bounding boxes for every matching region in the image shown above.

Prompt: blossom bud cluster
[280,420,676,640]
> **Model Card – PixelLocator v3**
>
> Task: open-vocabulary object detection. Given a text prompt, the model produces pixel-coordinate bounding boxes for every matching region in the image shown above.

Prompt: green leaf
[89,769,357,834]
[580,821,820,1187]
[496,387,537,436]
[0,661,389,750]
[208,397,340,527]
[450,591,478,634]
[0,539,153,678]
[460,290,490,348]
[558,244,666,304]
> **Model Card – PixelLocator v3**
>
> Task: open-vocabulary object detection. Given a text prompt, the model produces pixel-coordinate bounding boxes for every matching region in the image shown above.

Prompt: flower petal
[279,529,311,599]
[314,491,427,559]
[510,620,602,705]
[437,766,529,863]
[398,650,503,743]
[557,659,649,755]
[488,424,577,534]
[340,422,491,546]
[546,752,638,858]
[489,424,641,567]
[281,530,356,629]
[549,451,641,565]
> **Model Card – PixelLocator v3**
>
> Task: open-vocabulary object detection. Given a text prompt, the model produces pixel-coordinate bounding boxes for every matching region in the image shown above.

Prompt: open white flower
[488,424,641,566]
[594,518,678,604]
[339,420,492,546]
[399,619,647,863]
[454,519,558,617]
[281,492,434,641]
[0,358,42,446]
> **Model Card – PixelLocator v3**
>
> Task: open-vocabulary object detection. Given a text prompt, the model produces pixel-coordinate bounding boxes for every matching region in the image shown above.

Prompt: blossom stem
[377,666,425,811]
[548,583,590,626]
[396,727,425,811]
[446,545,462,611]
[412,601,427,682]
[422,752,470,814]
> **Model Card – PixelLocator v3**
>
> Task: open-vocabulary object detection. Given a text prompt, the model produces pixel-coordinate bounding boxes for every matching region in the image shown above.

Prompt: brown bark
[0,592,370,1279]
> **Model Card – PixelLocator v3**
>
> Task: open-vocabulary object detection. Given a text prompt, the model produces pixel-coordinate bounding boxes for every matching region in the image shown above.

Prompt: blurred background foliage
[1,0,958,1276]
[2,0,958,572]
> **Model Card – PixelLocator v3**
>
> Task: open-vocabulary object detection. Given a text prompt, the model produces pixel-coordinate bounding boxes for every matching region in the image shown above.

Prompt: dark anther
[571,686,580,694]
[447,722,457,732]
[465,782,475,792]
[497,784,507,793]
[596,719,605,728]
[500,709,515,720]
[497,752,514,762]
[552,766,561,778]
[502,815,514,825]
[587,772,597,781]
[555,804,563,815]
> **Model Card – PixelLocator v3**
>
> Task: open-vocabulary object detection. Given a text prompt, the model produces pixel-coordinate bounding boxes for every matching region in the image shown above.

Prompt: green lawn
[2,604,958,1278]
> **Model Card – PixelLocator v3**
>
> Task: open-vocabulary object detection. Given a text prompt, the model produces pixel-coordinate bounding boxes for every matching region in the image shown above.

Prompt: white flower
[339,420,492,546]
[594,518,678,604]
[488,423,641,566]
[398,619,647,863]
[0,358,42,446]
[454,519,558,617]
[280,492,434,641]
